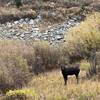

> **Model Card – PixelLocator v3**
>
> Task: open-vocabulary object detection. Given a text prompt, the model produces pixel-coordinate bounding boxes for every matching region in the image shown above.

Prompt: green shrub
[15,0,22,8]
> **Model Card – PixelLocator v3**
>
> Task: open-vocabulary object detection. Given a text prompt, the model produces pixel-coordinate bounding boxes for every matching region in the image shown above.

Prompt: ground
[0,1,99,100]
[28,70,100,100]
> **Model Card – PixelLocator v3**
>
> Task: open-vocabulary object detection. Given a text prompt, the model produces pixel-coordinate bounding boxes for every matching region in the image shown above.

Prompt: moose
[61,64,80,85]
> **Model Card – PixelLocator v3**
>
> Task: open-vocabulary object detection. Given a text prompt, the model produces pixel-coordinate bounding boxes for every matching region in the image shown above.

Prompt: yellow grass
[80,60,90,70]
[28,70,100,100]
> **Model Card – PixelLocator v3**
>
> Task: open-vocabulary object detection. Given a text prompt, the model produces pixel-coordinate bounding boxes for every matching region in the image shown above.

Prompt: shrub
[64,12,100,63]
[15,0,22,8]
[5,88,38,100]
[0,39,62,92]
[32,40,61,74]
[0,40,35,93]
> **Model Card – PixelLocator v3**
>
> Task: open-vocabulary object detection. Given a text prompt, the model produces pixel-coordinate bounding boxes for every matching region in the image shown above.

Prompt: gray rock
[20,34,25,38]
[34,27,39,31]
[0,14,82,44]
[32,31,39,36]
[0,27,2,31]
[55,35,63,40]
[6,22,12,28]
[30,35,34,38]
[25,18,30,22]
[14,21,19,25]
[29,19,34,25]
[19,19,24,23]
[13,36,18,39]
[16,33,21,36]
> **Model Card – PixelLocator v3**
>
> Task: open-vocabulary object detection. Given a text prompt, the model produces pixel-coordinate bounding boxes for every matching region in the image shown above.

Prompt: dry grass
[0,40,99,99]
[80,60,90,70]
[28,70,100,100]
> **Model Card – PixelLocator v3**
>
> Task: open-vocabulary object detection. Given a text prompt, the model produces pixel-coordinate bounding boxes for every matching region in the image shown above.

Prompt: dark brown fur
[61,64,80,85]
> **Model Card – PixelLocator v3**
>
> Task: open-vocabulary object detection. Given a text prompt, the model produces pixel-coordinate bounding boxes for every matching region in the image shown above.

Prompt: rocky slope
[0,0,94,44]
[0,14,85,44]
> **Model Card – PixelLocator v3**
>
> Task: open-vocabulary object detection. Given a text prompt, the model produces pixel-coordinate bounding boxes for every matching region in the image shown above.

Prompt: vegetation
[0,12,100,93]
[80,60,90,70]
[0,40,35,92]
[0,0,100,99]
[28,70,100,100]
[32,41,60,74]
[5,88,38,100]
[0,40,61,93]
[15,0,22,8]
[64,12,100,61]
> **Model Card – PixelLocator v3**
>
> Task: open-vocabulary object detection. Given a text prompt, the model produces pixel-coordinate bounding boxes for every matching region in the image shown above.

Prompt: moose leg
[75,74,79,84]
[64,76,67,85]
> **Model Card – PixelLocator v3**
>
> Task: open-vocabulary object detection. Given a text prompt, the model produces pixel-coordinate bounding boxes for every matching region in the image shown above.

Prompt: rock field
[0,14,84,44]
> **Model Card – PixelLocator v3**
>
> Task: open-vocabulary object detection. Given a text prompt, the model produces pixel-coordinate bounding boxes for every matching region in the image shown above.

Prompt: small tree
[15,0,22,8]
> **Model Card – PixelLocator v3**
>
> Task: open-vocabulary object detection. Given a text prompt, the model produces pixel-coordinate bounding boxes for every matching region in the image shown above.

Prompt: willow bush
[64,12,100,62]
[32,40,61,74]
[0,40,62,92]
[0,40,35,93]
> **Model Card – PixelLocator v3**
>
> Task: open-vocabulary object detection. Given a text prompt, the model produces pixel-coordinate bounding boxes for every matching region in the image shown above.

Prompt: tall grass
[28,70,100,100]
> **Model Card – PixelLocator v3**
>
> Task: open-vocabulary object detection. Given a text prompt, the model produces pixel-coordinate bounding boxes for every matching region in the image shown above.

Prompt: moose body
[61,64,80,85]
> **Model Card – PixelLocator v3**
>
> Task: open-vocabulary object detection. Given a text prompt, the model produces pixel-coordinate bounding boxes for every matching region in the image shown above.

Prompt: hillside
[0,0,99,43]
[0,0,100,100]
